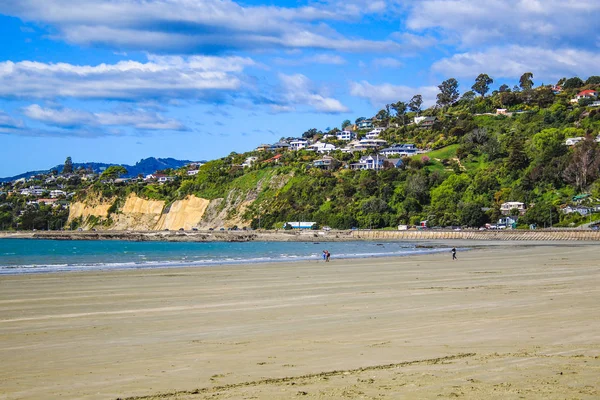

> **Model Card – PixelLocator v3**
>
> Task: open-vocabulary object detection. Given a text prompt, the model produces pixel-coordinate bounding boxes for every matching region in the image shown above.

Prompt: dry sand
[0,244,599,399]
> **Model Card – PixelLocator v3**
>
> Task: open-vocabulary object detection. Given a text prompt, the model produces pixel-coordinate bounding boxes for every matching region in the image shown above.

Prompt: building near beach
[285,221,316,229]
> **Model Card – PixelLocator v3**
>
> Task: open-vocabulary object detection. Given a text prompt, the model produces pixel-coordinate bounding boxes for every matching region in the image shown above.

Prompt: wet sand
[1,244,599,399]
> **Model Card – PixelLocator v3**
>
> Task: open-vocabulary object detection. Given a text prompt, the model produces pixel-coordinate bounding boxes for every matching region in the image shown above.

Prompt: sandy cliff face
[69,193,210,231]
[68,199,113,221]
[156,196,210,230]
[68,172,291,230]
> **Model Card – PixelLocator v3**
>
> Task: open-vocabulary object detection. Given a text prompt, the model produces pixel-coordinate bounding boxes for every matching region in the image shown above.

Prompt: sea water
[0,239,449,275]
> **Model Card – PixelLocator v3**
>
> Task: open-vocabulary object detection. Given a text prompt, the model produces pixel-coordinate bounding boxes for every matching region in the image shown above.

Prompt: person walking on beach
[322,250,327,262]
[325,250,331,262]
[451,247,457,260]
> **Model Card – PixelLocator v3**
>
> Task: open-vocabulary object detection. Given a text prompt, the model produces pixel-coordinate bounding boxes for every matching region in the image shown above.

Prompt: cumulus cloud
[22,104,186,131]
[0,55,254,101]
[349,81,439,107]
[274,73,349,113]
[431,46,600,80]
[0,0,414,53]
[407,0,600,48]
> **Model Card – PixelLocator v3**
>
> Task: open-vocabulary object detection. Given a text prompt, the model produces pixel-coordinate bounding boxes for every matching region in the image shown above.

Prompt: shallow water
[0,239,449,275]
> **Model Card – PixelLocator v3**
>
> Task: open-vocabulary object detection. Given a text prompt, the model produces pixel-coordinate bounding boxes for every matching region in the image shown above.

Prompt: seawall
[2,229,600,242]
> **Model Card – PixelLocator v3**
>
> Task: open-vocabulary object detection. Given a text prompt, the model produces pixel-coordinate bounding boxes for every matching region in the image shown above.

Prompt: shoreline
[2,228,600,242]
[1,244,598,399]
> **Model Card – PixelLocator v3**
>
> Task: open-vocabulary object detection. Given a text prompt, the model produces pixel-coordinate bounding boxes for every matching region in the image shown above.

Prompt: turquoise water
[0,239,449,275]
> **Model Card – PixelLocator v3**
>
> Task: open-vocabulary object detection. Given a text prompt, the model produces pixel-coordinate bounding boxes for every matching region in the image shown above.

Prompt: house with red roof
[264,154,282,163]
[571,89,598,103]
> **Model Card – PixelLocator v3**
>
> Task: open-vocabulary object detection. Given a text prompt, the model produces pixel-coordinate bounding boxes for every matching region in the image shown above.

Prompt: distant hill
[0,157,203,182]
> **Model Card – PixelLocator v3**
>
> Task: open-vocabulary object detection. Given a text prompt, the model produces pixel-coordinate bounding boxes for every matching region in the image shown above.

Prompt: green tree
[302,128,321,139]
[459,203,487,227]
[562,77,584,89]
[409,94,423,115]
[63,157,73,174]
[100,166,128,180]
[519,72,534,90]
[436,78,460,108]
[585,76,600,85]
[341,119,351,129]
[498,84,510,92]
[472,73,493,97]
[391,101,408,125]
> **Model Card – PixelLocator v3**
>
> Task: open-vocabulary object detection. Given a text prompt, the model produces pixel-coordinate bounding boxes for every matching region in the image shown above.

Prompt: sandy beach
[1,243,599,399]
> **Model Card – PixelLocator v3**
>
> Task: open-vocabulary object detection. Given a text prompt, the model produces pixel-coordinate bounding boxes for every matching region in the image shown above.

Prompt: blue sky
[0,0,599,176]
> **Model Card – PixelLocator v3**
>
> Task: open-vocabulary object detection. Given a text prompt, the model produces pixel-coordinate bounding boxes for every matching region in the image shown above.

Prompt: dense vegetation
[185,73,600,230]
[2,73,600,230]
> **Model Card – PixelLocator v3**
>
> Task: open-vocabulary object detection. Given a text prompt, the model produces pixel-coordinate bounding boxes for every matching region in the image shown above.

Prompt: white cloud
[407,0,600,48]
[431,46,600,81]
[23,104,186,131]
[275,74,349,113]
[0,110,25,129]
[349,81,439,107]
[0,0,412,53]
[0,56,254,100]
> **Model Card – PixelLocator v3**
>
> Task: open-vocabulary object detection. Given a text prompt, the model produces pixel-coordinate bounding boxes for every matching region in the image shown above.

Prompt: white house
[336,130,354,141]
[565,137,584,146]
[380,144,418,157]
[500,201,526,215]
[414,116,436,127]
[309,142,337,153]
[50,190,66,198]
[562,205,591,216]
[571,90,598,103]
[242,156,258,168]
[289,139,309,151]
[365,127,385,139]
[350,155,387,170]
[187,170,200,176]
[352,138,387,151]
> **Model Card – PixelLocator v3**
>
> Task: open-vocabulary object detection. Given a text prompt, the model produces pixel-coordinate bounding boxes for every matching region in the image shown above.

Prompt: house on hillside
[380,144,418,157]
[255,144,272,152]
[242,156,258,168]
[414,116,436,127]
[309,142,337,154]
[565,137,584,146]
[313,156,341,171]
[50,190,66,198]
[270,142,290,152]
[336,130,354,141]
[500,201,526,215]
[37,198,58,206]
[264,154,282,163]
[562,205,591,216]
[365,127,385,139]
[384,158,403,169]
[350,155,387,171]
[571,90,598,103]
[357,119,373,129]
[349,138,388,152]
[187,170,200,176]
[289,139,309,151]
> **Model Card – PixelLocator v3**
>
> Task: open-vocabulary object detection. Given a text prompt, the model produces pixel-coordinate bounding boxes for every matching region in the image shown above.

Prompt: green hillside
[3,74,600,231]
